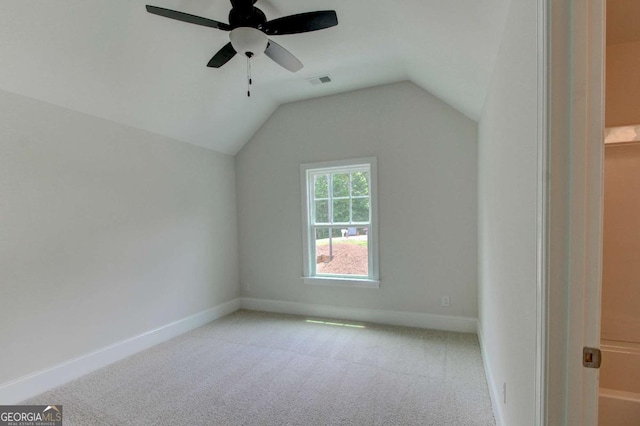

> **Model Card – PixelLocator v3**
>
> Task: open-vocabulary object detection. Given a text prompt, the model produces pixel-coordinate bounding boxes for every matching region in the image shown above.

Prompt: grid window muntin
[311,167,370,226]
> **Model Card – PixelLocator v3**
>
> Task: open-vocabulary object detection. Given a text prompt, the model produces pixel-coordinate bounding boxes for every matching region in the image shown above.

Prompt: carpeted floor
[24,310,495,425]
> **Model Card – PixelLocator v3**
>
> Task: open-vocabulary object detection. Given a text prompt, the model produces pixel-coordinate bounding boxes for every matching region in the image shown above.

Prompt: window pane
[333,199,350,222]
[315,227,368,276]
[332,173,350,197]
[352,198,370,222]
[315,228,331,266]
[351,171,369,196]
[314,174,328,199]
[315,200,329,223]
[315,227,329,240]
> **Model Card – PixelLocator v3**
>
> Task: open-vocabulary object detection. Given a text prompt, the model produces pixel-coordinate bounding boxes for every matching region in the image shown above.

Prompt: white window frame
[300,157,380,288]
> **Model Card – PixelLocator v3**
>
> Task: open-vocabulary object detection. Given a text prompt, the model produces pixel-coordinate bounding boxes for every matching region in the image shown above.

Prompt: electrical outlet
[503,382,507,404]
[441,296,450,307]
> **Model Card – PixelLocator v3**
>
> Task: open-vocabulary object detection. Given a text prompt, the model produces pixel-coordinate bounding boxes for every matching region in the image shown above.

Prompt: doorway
[598,2,640,422]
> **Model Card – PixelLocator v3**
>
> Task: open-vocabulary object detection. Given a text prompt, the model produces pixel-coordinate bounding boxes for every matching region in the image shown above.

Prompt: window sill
[301,276,380,289]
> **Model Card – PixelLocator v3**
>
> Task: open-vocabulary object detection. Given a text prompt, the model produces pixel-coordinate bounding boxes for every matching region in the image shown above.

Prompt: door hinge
[583,347,602,368]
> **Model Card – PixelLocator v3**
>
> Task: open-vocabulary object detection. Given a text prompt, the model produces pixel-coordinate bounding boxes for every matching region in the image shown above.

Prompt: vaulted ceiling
[0,0,509,154]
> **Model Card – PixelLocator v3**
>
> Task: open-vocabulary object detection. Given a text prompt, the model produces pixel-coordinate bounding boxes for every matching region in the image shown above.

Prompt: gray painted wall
[0,90,239,384]
[236,82,478,318]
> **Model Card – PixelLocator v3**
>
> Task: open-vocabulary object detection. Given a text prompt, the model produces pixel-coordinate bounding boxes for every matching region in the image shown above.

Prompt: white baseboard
[477,322,504,426]
[0,298,241,404]
[240,297,478,333]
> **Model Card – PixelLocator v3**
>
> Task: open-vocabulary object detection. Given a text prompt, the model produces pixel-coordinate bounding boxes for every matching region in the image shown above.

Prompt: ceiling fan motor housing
[228,4,266,28]
[230,27,268,58]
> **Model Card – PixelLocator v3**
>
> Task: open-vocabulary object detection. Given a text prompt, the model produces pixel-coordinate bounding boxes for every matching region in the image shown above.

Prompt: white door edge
[566,0,605,424]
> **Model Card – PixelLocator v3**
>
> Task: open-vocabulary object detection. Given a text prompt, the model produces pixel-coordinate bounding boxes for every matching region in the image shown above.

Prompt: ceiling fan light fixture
[146,4,338,72]
[230,27,268,58]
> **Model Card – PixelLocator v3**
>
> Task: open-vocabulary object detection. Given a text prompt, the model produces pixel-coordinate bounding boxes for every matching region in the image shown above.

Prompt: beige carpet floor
[24,310,495,425]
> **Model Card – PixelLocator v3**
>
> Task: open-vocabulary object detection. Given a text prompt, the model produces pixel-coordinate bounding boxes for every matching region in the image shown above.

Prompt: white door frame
[544,0,606,424]
[536,0,549,424]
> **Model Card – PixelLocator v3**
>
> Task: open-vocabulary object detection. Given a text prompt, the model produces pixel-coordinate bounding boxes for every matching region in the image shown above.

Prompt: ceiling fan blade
[260,11,338,35]
[146,5,231,31]
[207,43,237,68]
[265,40,303,72]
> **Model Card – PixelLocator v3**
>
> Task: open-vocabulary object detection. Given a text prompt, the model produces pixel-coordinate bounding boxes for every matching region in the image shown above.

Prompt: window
[300,157,379,288]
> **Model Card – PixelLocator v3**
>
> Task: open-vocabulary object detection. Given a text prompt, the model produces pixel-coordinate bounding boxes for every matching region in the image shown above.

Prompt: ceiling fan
[145,1,338,73]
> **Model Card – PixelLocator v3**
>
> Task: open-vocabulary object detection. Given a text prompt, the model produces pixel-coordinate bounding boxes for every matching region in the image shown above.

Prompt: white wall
[606,40,640,127]
[477,0,538,424]
[236,82,478,319]
[0,90,239,386]
[602,144,640,343]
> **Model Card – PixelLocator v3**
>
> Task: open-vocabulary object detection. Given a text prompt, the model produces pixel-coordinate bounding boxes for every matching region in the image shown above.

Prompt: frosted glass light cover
[230,27,268,57]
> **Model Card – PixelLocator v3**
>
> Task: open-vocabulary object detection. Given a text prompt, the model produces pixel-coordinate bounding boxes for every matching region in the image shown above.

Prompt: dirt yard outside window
[315,235,368,276]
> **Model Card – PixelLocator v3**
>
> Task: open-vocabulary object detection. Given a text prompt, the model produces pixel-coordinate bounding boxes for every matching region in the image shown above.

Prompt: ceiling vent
[307,75,332,85]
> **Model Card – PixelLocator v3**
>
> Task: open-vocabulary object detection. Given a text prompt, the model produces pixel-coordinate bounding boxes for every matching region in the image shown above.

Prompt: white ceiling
[0,0,509,154]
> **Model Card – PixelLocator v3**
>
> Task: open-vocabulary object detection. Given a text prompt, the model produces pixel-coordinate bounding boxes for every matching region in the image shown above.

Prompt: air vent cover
[308,75,332,85]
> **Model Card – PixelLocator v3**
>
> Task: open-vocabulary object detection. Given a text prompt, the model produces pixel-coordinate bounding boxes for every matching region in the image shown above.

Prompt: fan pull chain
[246,56,252,97]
